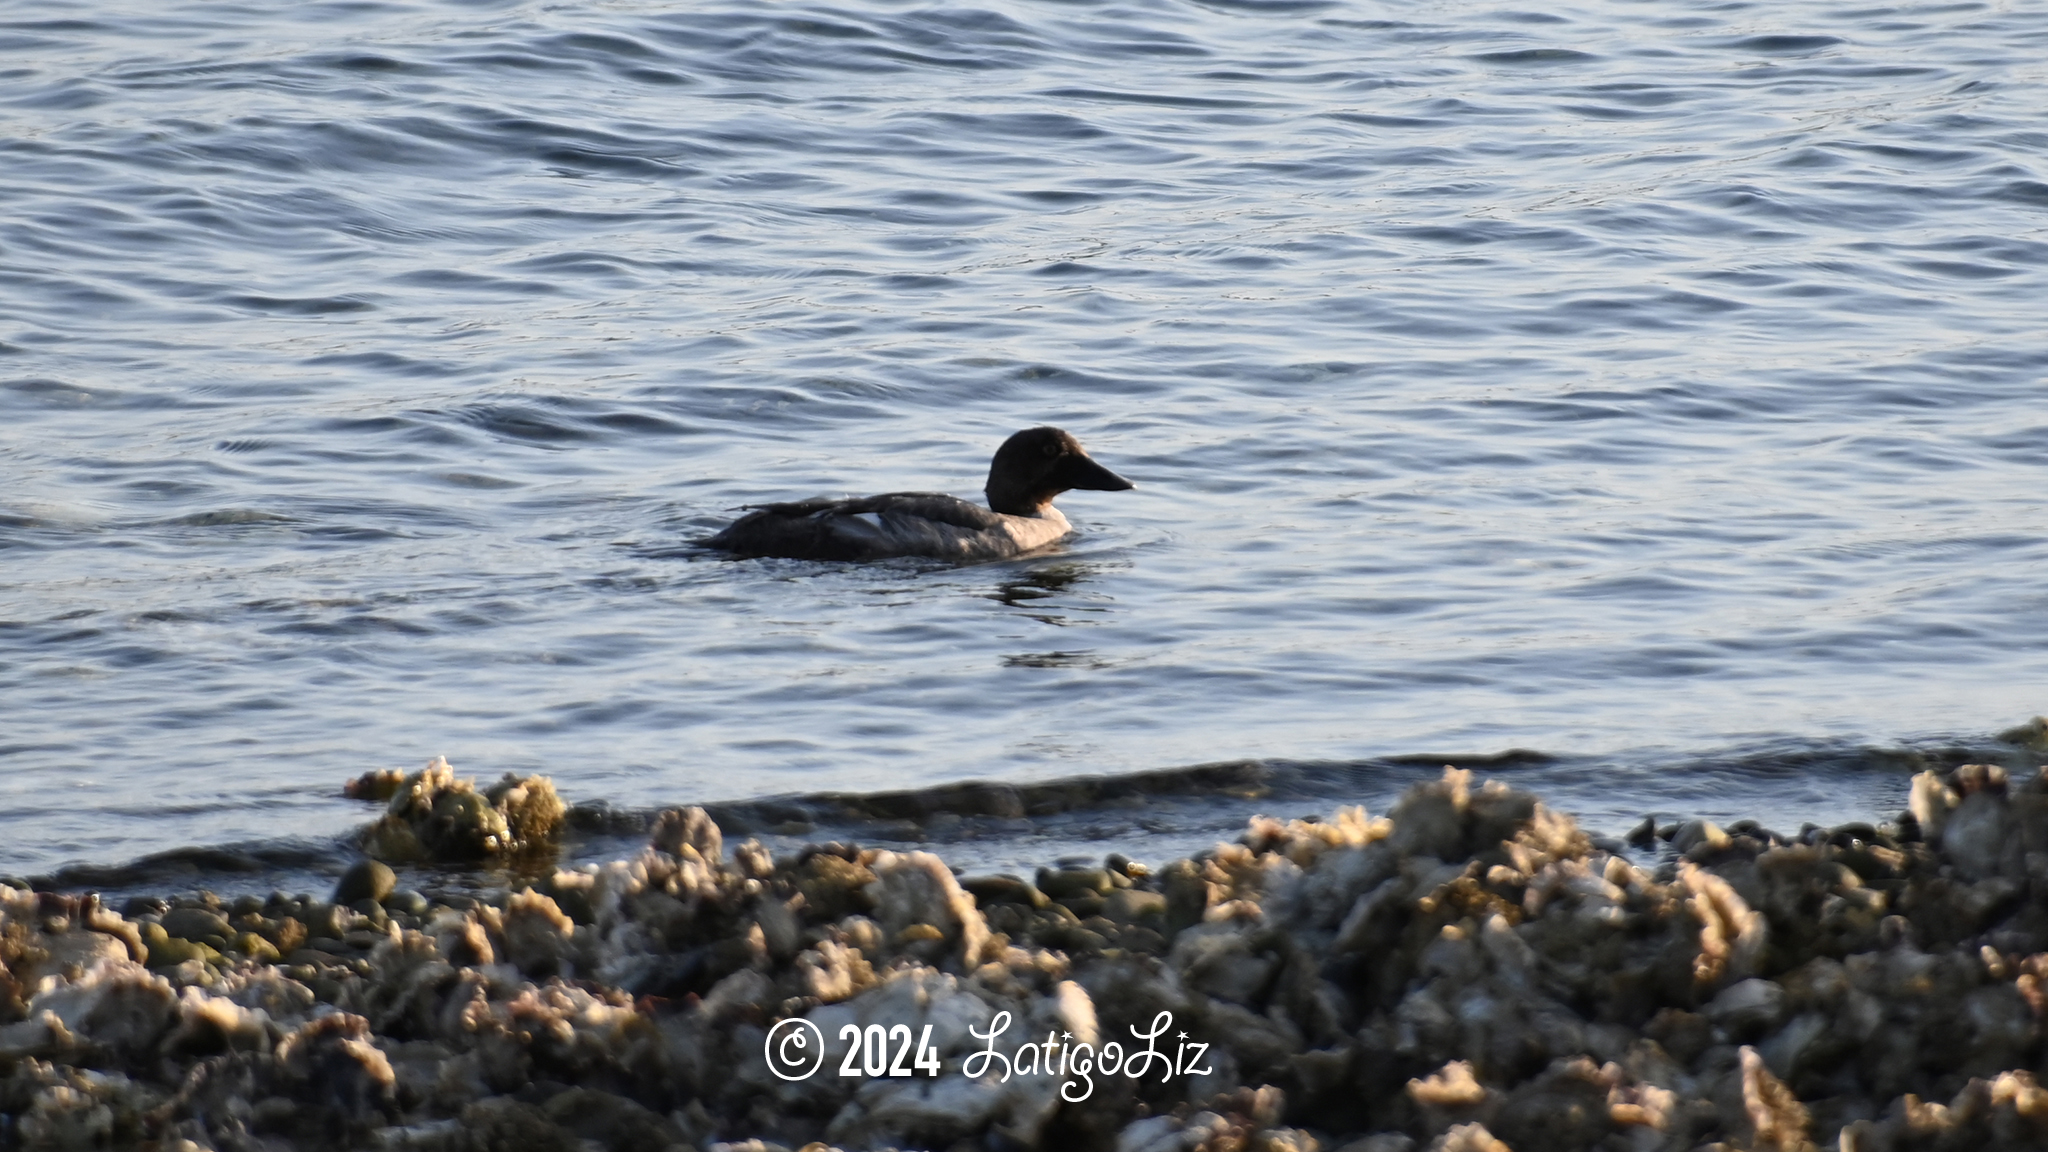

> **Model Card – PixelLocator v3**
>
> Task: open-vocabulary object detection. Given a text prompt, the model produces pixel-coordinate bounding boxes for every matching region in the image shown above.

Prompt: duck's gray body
[706,493,1072,563]
[703,427,1131,563]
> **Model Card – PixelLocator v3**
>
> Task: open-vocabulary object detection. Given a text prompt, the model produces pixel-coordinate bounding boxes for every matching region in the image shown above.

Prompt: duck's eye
[1043,443,1062,458]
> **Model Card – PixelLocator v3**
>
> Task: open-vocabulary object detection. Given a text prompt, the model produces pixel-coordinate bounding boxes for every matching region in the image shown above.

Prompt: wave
[16,728,2041,903]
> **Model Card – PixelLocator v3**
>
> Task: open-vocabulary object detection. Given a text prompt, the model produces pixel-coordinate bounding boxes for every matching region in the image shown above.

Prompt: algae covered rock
[1999,716,2048,754]
[360,757,565,862]
[342,767,406,802]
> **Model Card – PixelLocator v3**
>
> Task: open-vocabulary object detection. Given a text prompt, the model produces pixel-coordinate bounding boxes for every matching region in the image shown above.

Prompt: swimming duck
[703,427,1134,562]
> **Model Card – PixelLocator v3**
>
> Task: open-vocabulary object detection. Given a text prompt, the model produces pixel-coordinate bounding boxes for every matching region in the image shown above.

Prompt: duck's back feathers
[705,492,1066,562]
[702,427,1132,564]
[834,493,1008,531]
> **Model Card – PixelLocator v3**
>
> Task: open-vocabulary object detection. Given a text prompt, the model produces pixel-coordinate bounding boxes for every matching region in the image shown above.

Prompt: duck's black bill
[1057,453,1136,492]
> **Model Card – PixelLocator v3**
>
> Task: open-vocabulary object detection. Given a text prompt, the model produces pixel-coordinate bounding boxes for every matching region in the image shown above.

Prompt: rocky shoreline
[7,728,2048,1152]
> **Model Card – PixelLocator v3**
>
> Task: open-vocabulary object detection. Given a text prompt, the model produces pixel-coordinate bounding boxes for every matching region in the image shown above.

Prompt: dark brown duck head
[983,426,1135,516]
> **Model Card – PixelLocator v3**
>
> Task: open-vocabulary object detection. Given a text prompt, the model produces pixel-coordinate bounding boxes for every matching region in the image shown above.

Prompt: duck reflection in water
[992,560,1121,667]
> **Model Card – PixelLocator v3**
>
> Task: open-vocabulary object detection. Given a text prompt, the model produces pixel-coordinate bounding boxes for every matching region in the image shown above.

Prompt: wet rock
[13,927,133,993]
[302,900,348,940]
[867,850,990,970]
[159,906,232,944]
[1703,977,1787,1040]
[1427,1123,1509,1152]
[794,850,879,923]
[343,767,405,801]
[1408,1060,1494,1133]
[533,873,594,925]
[141,924,221,970]
[335,859,397,905]
[962,874,1048,908]
[796,937,877,1003]
[164,984,272,1055]
[1946,787,2016,881]
[735,837,775,879]
[1172,923,1277,1006]
[1625,816,1656,849]
[1910,770,1961,847]
[1682,861,1765,986]
[451,1096,581,1152]
[1673,818,1732,859]
[3,957,180,1062]
[1039,867,1114,901]
[386,888,431,917]
[651,805,723,862]
[361,757,565,863]
[1104,888,1168,928]
[753,893,803,963]
[1332,1138,1415,1152]
[1737,1044,1814,1151]
[499,889,577,977]
[542,1086,689,1151]
[1999,715,2048,753]
[1489,1056,1624,1151]
[1161,858,1212,936]
[266,1008,393,1123]
[6,1060,165,1148]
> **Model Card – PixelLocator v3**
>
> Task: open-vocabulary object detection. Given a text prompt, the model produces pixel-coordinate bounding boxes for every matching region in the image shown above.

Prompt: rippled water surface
[4,0,2047,878]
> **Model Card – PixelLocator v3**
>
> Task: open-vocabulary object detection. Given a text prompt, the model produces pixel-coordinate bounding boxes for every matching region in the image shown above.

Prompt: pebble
[960,874,1046,908]
[158,906,231,942]
[1035,866,1112,899]
[384,888,430,917]
[1625,816,1657,848]
[333,859,396,905]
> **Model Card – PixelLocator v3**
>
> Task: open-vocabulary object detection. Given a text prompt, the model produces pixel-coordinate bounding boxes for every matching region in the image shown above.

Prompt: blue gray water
[4,0,2046,884]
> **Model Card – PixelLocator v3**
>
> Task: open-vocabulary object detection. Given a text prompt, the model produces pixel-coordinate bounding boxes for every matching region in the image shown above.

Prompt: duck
[703,427,1134,562]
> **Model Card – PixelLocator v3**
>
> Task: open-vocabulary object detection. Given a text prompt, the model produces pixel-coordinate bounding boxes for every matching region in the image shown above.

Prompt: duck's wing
[701,496,874,560]
[837,492,1006,531]
[703,492,1005,560]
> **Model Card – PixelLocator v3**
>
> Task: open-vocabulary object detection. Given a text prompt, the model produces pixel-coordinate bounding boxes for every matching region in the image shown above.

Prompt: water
[4,0,2047,888]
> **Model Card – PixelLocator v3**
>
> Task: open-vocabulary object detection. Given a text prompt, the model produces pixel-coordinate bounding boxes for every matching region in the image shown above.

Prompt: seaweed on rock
[359,757,566,863]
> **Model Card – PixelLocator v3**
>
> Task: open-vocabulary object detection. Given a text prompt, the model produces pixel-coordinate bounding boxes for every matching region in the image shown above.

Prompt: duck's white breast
[989,507,1072,555]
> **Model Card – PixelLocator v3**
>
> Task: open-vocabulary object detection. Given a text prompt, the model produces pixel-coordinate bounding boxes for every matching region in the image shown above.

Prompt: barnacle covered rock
[10,752,2048,1150]
[361,757,565,862]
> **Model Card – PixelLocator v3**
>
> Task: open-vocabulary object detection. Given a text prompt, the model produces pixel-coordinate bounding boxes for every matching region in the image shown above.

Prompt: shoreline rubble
[6,739,2048,1151]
